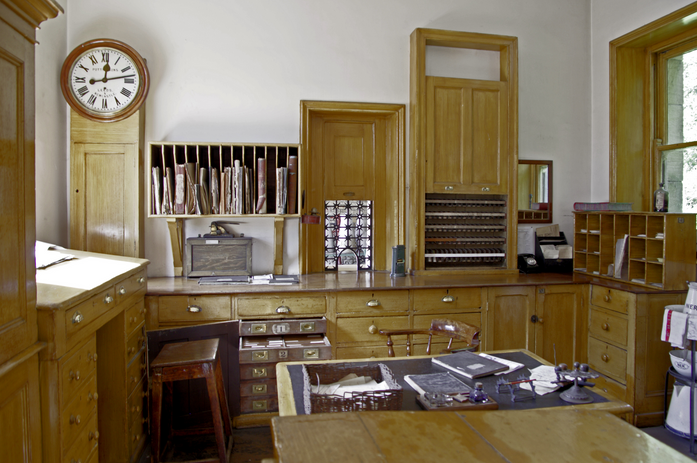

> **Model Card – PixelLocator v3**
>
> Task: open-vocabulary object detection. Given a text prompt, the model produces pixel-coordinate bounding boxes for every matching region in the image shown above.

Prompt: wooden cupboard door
[0,12,38,365]
[534,285,587,367]
[0,353,43,463]
[323,120,375,200]
[426,76,508,195]
[70,141,140,257]
[485,286,534,351]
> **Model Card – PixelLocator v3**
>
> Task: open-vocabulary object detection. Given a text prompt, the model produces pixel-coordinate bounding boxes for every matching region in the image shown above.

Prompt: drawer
[240,396,278,414]
[335,345,407,359]
[239,317,327,336]
[336,290,408,314]
[128,414,148,459]
[127,350,147,395]
[588,336,628,384]
[127,376,148,426]
[65,287,116,339]
[239,335,332,364]
[239,363,277,381]
[590,286,632,315]
[115,269,147,306]
[412,313,481,343]
[60,336,98,408]
[589,307,628,347]
[126,299,147,336]
[62,412,98,463]
[335,316,409,344]
[126,324,147,362]
[159,295,232,323]
[411,288,482,312]
[240,378,278,397]
[61,373,98,451]
[237,294,327,318]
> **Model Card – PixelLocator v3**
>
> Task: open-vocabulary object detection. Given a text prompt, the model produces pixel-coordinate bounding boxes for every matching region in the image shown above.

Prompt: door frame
[299,101,406,274]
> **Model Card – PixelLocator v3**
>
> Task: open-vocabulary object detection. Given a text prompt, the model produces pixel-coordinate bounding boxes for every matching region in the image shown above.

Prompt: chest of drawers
[37,250,149,463]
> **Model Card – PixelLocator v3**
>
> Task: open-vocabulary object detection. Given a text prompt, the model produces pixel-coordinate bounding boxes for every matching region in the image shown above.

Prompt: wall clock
[61,38,149,123]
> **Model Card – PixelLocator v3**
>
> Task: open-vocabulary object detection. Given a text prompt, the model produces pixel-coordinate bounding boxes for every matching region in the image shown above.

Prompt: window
[657,44,697,212]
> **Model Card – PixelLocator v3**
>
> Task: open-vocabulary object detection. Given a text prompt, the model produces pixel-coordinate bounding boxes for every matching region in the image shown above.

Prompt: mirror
[518,160,553,223]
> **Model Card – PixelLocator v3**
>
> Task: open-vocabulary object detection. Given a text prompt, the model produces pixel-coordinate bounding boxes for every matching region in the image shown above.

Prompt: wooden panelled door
[301,102,405,274]
[425,76,508,195]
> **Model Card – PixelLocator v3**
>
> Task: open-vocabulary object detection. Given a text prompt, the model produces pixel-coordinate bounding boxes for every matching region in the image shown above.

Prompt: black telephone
[518,253,541,273]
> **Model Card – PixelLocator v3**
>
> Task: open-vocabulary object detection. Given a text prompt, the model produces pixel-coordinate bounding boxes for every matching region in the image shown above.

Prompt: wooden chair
[150,338,232,463]
[379,319,480,357]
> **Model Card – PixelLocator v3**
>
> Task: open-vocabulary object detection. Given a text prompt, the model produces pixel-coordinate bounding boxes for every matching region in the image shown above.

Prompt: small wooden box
[184,236,252,277]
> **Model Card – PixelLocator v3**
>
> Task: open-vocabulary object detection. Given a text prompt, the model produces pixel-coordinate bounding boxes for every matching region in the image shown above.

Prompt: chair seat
[151,338,219,368]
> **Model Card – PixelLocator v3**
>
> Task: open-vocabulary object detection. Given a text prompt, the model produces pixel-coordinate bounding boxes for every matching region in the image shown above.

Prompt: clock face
[69,47,141,115]
[61,39,149,122]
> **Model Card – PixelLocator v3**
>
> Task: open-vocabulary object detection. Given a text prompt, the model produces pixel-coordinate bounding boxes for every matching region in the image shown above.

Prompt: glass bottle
[653,183,669,212]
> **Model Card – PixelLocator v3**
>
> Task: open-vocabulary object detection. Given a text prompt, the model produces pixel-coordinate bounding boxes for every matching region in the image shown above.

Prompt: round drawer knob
[137,277,145,284]
[368,324,378,335]
[441,295,454,303]
[276,306,290,314]
[128,347,135,354]
[601,354,609,362]
[91,353,98,362]
[604,294,611,302]
[88,392,98,401]
[366,300,380,307]
[89,430,99,441]
[69,370,81,381]
[119,286,127,295]
[481,187,490,192]
[104,294,113,304]
[445,186,454,191]
[72,311,83,325]
[70,414,81,425]
[602,323,610,331]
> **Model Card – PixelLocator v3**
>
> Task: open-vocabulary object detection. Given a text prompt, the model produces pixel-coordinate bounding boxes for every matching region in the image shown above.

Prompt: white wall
[590,0,697,202]
[35,0,593,276]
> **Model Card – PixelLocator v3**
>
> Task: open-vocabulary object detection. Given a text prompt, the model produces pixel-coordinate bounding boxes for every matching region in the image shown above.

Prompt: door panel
[485,286,534,351]
[324,121,374,200]
[535,285,586,367]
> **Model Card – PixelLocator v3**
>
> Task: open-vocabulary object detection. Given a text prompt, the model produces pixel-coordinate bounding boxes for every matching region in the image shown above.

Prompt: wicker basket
[302,362,403,414]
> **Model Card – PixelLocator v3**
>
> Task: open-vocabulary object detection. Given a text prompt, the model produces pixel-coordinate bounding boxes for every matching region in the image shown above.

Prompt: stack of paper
[311,373,391,396]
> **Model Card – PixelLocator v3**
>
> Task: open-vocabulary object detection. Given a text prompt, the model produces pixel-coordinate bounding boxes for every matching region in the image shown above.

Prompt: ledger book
[432,351,508,379]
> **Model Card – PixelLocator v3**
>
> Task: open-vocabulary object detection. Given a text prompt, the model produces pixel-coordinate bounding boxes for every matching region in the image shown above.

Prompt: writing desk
[270,408,692,463]
[276,349,633,418]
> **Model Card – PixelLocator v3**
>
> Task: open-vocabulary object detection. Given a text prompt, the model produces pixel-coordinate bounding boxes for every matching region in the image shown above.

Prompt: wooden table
[276,350,633,418]
[269,408,693,463]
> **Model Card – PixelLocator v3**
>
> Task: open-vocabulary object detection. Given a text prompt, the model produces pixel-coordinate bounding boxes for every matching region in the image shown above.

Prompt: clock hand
[88,74,136,85]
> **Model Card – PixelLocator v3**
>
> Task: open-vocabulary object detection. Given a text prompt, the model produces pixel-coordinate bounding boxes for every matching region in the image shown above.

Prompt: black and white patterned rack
[424,194,507,269]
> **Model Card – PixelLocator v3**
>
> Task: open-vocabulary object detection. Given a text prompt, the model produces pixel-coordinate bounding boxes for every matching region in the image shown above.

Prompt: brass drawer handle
[137,277,145,284]
[119,286,127,295]
[187,305,202,313]
[481,187,490,192]
[69,414,81,425]
[104,294,113,304]
[445,186,454,191]
[69,370,81,381]
[601,354,610,362]
[300,322,315,332]
[366,300,380,307]
[253,367,267,378]
[368,324,378,335]
[253,351,269,361]
[602,323,610,331]
[604,294,611,302]
[441,295,454,303]
[303,348,319,359]
[252,384,268,394]
[276,306,290,314]
[72,311,84,325]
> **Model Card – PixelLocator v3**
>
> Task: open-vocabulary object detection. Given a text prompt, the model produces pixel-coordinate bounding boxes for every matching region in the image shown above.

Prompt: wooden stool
[150,338,232,463]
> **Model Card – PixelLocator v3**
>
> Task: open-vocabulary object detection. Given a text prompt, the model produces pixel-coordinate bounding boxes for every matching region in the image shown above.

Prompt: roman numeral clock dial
[61,39,149,122]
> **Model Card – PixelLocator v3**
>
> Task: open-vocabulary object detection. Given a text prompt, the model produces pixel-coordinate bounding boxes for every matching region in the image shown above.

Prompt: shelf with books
[148,142,301,276]
[573,211,695,290]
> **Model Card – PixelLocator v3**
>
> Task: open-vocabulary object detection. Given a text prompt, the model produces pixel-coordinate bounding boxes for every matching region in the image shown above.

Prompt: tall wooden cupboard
[0,1,62,462]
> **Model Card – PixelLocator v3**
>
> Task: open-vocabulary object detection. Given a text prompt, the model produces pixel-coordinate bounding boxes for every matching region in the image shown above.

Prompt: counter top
[146,271,681,295]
